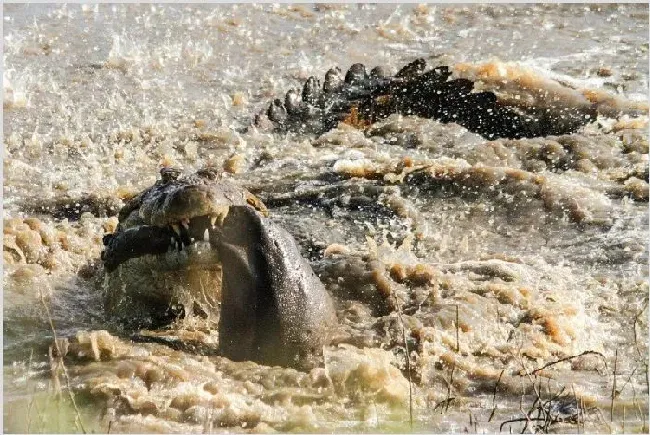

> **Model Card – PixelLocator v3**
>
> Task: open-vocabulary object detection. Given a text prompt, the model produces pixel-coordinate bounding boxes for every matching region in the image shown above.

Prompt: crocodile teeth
[181,218,190,230]
[171,224,181,236]
[203,229,210,242]
[210,206,230,227]
[217,211,228,226]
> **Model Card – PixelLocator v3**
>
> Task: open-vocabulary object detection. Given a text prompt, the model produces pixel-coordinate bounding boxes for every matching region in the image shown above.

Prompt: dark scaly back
[256,58,596,139]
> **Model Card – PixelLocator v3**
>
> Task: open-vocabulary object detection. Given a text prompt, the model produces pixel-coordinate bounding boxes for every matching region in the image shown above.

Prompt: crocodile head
[101,167,267,328]
[102,167,267,271]
[102,167,336,369]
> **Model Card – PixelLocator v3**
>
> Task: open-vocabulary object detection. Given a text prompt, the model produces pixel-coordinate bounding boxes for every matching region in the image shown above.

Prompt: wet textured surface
[3,4,649,433]
[255,58,598,139]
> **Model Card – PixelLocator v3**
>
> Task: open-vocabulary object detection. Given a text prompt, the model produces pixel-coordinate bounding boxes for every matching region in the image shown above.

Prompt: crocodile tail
[258,58,594,139]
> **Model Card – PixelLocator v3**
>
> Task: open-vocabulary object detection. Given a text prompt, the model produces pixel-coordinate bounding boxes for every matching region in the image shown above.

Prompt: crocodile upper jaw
[101,213,227,272]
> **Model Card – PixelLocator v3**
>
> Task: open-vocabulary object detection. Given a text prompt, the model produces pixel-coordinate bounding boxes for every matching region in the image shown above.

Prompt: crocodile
[255,58,597,140]
[101,167,337,370]
[98,59,600,370]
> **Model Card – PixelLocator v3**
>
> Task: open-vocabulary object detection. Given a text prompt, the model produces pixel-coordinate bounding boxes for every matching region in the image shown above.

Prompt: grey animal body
[217,206,336,369]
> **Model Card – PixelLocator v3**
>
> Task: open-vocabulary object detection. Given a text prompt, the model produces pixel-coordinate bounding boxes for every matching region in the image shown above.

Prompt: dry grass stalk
[632,300,649,395]
[468,411,479,432]
[580,396,586,433]
[530,350,607,375]
[431,397,455,414]
[432,361,456,414]
[610,348,618,423]
[631,299,647,352]
[393,294,414,428]
[446,362,456,413]
[501,356,585,433]
[488,369,505,422]
[455,304,460,353]
[571,383,583,434]
[617,366,638,399]
[48,344,63,396]
[39,289,88,434]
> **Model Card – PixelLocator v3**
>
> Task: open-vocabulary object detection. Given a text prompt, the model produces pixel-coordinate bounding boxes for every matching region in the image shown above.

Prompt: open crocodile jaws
[101,168,336,369]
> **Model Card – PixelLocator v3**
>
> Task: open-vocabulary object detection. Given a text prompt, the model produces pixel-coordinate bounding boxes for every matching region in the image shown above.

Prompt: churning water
[3,3,648,433]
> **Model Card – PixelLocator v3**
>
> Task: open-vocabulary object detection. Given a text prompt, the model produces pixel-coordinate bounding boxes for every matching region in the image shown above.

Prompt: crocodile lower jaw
[102,213,228,272]
[128,241,221,272]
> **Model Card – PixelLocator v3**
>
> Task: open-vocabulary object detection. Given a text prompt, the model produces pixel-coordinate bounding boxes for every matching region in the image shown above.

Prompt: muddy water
[3,3,648,433]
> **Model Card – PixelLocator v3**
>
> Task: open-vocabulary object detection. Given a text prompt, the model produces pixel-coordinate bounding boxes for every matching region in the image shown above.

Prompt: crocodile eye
[196,167,221,180]
[160,167,182,183]
[246,194,269,217]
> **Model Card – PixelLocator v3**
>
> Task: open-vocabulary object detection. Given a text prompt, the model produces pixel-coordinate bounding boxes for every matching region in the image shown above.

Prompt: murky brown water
[3,3,649,433]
